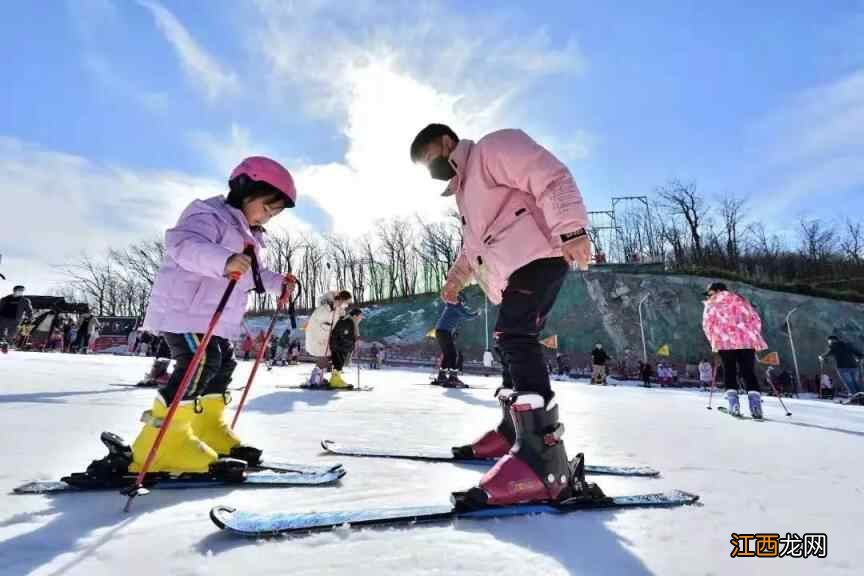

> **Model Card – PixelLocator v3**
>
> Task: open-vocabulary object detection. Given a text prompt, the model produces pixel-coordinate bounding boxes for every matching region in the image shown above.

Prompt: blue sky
[1,0,862,292]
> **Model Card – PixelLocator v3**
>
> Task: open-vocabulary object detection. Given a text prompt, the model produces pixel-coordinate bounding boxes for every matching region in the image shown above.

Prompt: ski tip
[321,439,335,452]
[668,489,700,504]
[210,505,236,530]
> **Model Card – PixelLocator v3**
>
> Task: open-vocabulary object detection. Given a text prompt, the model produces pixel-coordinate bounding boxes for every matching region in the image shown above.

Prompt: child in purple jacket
[127,157,298,477]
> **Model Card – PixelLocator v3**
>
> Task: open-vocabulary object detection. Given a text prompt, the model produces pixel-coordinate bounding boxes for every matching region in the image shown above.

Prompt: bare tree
[719,194,746,267]
[657,180,707,263]
[840,219,863,265]
[799,218,836,262]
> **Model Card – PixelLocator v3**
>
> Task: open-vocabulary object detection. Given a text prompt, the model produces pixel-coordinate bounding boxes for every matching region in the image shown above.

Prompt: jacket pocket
[482,205,549,275]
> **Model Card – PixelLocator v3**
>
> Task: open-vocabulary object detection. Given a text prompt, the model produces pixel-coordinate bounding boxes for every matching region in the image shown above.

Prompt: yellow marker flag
[759,352,780,366]
[540,335,558,349]
[657,344,670,357]
[426,328,436,338]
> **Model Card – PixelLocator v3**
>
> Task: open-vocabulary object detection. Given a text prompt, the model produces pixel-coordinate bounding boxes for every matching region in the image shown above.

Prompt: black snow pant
[159,333,237,404]
[435,329,458,370]
[0,318,18,343]
[719,349,760,392]
[494,257,569,403]
[331,347,352,371]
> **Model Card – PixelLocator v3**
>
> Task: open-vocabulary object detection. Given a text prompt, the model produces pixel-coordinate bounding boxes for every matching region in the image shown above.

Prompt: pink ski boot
[451,388,514,459]
[454,393,603,508]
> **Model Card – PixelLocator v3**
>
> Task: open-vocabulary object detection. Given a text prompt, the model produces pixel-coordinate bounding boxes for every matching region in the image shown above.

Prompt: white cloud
[748,68,864,219]
[188,123,263,177]
[137,0,239,101]
[0,137,312,293]
[238,1,589,236]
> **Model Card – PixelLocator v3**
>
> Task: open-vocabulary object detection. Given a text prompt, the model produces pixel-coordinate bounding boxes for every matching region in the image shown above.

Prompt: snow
[1,352,861,576]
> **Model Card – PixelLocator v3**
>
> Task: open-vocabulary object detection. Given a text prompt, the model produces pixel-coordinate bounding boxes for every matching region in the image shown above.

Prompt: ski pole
[123,259,247,512]
[763,371,792,416]
[706,362,717,410]
[231,279,295,429]
[355,339,361,388]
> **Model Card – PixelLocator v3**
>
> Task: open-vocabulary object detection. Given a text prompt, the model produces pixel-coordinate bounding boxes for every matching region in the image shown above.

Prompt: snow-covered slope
[0,352,861,575]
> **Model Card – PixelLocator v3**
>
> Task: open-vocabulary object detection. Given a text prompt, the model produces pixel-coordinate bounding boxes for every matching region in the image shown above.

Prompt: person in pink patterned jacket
[411,124,592,507]
[124,157,298,477]
[702,282,768,418]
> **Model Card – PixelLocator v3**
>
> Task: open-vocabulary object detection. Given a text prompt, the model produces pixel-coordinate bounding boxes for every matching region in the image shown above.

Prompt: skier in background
[0,285,33,352]
[276,328,292,366]
[326,307,363,389]
[702,282,768,418]
[820,373,834,400]
[639,360,652,387]
[433,292,478,388]
[820,335,863,401]
[304,290,353,387]
[698,358,714,391]
[411,122,592,507]
[92,156,299,478]
[591,343,611,385]
[73,314,93,353]
[240,333,254,360]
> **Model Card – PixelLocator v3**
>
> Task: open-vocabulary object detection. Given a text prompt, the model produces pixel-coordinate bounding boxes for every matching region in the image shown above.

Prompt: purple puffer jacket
[142,196,283,339]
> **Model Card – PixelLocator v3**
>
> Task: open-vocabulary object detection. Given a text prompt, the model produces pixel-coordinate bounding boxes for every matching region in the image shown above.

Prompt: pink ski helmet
[228,156,297,207]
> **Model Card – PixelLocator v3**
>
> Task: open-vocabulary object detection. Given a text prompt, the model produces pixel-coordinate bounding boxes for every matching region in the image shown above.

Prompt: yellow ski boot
[327,370,353,389]
[193,393,262,465]
[129,396,221,474]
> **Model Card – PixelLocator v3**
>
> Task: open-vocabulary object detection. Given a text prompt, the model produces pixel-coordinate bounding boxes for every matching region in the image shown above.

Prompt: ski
[320,440,660,477]
[276,385,374,392]
[211,489,699,536]
[13,468,345,494]
[250,459,344,475]
[717,406,765,421]
[108,382,157,388]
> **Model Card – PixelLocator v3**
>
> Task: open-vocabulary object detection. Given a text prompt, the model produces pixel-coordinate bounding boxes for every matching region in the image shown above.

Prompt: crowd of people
[0,287,104,354]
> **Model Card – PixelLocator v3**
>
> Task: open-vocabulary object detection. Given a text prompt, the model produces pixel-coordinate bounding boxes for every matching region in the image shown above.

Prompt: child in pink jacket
[411,123,591,507]
[702,282,768,418]
[123,157,298,477]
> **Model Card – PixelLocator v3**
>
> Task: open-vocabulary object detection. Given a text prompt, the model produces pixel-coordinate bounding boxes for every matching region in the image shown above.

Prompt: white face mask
[13,290,24,297]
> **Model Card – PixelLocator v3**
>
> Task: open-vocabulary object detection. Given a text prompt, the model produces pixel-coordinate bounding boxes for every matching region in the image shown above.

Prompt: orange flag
[540,335,558,349]
[759,352,780,366]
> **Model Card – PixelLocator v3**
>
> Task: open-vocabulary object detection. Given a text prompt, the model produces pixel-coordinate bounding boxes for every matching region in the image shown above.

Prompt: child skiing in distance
[702,282,768,418]
[433,292,478,388]
[698,358,713,391]
[304,290,353,387]
[328,307,364,388]
[411,123,592,508]
[101,156,299,479]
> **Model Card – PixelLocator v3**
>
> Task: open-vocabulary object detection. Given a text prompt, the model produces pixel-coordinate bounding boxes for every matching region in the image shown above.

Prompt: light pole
[638,293,651,364]
[785,307,801,395]
[482,295,494,368]
[484,295,489,350]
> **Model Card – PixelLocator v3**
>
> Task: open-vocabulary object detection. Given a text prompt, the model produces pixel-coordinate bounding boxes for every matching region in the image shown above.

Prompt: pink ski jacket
[443,129,588,304]
[702,291,768,352]
[143,197,283,339]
